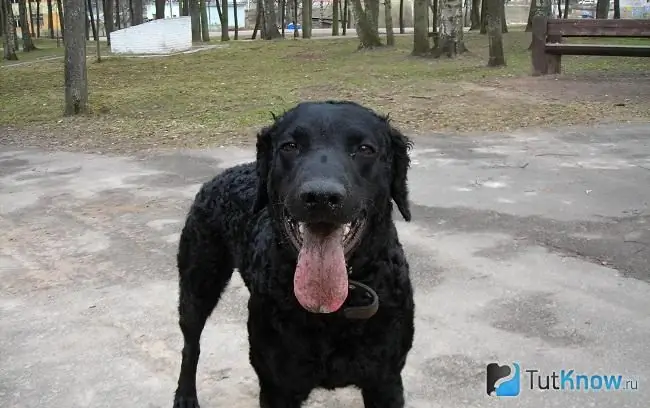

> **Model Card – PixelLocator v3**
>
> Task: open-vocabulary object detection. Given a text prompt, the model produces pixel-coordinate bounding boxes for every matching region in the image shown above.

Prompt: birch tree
[412,0,429,55]
[64,0,89,115]
[1,0,19,60]
[352,0,382,48]
[384,0,395,45]
[18,0,37,51]
[431,0,466,58]
[485,0,505,66]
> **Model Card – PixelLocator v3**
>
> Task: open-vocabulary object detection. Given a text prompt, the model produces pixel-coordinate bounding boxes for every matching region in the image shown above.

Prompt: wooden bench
[531,16,650,76]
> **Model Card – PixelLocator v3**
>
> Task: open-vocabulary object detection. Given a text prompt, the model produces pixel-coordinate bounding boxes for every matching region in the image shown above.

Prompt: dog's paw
[173,395,200,408]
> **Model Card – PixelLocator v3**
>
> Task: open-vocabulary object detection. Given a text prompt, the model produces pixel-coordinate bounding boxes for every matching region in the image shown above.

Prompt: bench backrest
[535,16,650,38]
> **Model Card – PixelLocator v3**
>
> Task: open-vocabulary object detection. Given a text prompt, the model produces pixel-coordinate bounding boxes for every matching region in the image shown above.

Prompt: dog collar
[342,279,379,320]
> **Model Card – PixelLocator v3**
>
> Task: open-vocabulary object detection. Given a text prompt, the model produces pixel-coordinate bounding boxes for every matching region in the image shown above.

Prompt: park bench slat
[547,19,650,37]
[545,43,650,57]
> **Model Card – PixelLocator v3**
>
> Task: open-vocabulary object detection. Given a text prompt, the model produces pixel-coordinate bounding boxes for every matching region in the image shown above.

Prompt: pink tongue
[294,225,348,313]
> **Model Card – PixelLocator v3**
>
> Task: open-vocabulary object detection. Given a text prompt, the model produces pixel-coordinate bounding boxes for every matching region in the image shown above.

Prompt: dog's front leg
[361,375,405,408]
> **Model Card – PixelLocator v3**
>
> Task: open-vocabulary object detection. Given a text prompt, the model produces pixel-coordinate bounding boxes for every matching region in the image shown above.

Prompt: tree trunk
[595,0,608,18]
[613,0,619,18]
[525,0,534,31]
[412,0,428,55]
[302,0,311,38]
[384,0,395,45]
[432,0,464,57]
[364,0,378,30]
[352,0,382,48]
[563,0,569,18]
[18,0,37,50]
[527,0,552,48]
[332,0,339,35]
[470,0,479,30]
[199,0,210,40]
[217,0,227,40]
[1,0,19,60]
[36,0,40,37]
[87,0,97,40]
[292,0,297,37]
[56,0,64,39]
[480,0,487,33]
[342,0,347,35]
[399,0,405,33]
[103,0,113,45]
[262,0,282,39]
[485,0,504,66]
[501,0,507,32]
[233,0,239,38]
[115,0,121,29]
[190,0,201,41]
[251,0,260,38]
[28,0,34,36]
[86,1,90,40]
[132,0,143,25]
[155,0,165,18]
[281,0,285,36]
[48,0,54,38]
[63,0,89,115]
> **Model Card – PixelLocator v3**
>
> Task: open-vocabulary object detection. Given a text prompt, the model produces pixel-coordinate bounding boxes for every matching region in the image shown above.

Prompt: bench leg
[531,15,549,76]
[547,35,563,75]
[548,54,561,74]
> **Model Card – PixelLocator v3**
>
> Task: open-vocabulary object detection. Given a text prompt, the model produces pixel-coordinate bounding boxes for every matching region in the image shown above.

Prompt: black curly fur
[173,101,415,408]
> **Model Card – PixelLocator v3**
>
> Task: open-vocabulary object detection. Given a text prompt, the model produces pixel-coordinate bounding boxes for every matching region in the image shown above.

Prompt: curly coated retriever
[173,100,415,408]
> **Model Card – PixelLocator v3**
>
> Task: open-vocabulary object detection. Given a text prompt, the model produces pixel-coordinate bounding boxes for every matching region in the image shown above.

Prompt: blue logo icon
[487,362,521,397]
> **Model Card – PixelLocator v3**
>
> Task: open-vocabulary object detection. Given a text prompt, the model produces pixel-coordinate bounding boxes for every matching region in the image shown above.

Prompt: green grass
[1,29,649,152]
[1,38,112,65]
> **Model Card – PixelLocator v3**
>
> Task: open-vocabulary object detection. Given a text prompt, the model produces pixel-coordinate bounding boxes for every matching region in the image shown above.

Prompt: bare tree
[190,0,201,41]
[103,0,113,45]
[432,0,465,57]
[233,0,239,38]
[18,0,37,50]
[261,0,282,39]
[28,0,34,36]
[332,0,340,35]
[412,0,428,55]
[399,0,405,33]
[64,0,89,115]
[595,0,608,18]
[199,0,210,41]
[526,0,551,32]
[470,0,479,30]
[485,0,504,66]
[384,0,395,45]
[352,0,382,48]
[87,0,97,40]
[219,0,229,40]
[302,0,312,38]
[563,0,569,18]
[115,0,121,29]
[36,0,41,37]
[155,0,165,18]
[1,0,19,60]
[613,0,620,18]
[48,0,54,38]
[132,0,143,25]
[342,0,348,35]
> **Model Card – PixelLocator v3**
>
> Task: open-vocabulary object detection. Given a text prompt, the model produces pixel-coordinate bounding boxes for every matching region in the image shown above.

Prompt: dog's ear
[252,125,273,213]
[388,123,413,222]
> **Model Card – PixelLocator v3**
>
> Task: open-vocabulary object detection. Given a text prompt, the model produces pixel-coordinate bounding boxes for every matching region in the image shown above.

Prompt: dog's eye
[280,142,298,152]
[358,144,376,155]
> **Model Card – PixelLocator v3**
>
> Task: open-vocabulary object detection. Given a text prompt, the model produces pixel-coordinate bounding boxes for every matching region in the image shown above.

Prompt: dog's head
[253,101,412,314]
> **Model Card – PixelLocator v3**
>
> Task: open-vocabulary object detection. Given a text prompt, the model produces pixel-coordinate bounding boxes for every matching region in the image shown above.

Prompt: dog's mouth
[283,211,367,315]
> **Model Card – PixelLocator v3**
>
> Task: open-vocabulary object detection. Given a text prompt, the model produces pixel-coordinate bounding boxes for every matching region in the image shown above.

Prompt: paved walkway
[1,123,649,407]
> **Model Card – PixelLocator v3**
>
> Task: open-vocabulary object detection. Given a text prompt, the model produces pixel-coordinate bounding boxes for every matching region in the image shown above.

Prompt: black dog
[173,101,415,408]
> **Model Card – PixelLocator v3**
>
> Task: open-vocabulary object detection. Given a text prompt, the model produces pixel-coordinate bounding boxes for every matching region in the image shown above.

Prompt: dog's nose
[299,180,346,210]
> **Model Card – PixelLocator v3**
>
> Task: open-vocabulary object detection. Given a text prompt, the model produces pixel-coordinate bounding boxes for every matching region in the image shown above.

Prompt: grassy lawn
[1,29,649,153]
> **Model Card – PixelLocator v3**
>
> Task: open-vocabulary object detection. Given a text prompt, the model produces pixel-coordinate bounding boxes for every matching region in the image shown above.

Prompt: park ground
[1,124,649,407]
[1,28,650,153]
